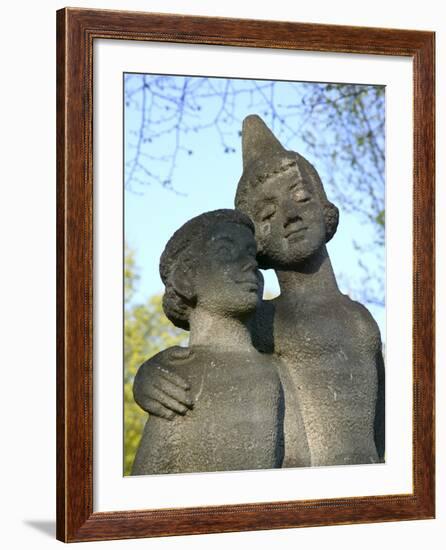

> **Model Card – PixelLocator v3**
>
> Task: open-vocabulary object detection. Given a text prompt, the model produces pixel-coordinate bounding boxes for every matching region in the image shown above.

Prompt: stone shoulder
[342,295,383,353]
[141,346,195,370]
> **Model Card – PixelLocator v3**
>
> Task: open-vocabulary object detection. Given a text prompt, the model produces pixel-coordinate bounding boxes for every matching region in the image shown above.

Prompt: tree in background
[124,76,385,309]
[124,244,187,475]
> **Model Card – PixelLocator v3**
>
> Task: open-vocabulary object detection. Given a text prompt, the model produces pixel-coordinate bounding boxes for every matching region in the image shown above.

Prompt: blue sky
[124,74,385,339]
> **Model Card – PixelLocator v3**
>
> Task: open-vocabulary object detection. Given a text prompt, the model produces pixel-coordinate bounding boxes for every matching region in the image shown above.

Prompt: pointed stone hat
[235,114,338,242]
[241,114,289,167]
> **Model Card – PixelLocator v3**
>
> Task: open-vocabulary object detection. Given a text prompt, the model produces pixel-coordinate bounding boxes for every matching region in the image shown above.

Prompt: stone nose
[282,198,302,227]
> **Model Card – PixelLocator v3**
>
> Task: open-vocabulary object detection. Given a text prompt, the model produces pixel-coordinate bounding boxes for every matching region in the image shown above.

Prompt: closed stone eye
[260,206,276,221]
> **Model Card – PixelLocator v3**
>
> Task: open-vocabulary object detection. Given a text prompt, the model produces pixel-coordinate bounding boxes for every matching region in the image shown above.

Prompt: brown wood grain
[56,7,435,542]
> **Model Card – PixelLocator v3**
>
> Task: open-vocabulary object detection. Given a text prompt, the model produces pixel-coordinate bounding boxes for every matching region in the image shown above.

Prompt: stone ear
[170,262,195,302]
[324,202,339,243]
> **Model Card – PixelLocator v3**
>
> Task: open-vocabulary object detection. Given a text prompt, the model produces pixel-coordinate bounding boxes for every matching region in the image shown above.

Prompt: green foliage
[124,245,187,475]
[375,209,385,228]
[124,245,139,304]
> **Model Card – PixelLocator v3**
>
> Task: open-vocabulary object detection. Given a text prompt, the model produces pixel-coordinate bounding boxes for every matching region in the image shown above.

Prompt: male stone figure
[132,209,286,475]
[236,115,384,466]
[134,115,385,468]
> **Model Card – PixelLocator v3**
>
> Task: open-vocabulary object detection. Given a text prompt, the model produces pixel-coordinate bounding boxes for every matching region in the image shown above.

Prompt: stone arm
[134,297,275,420]
[133,347,194,420]
[374,346,385,461]
[354,300,386,462]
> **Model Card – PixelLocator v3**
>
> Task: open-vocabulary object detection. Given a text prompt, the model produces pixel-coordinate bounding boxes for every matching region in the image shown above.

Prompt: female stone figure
[131,209,286,475]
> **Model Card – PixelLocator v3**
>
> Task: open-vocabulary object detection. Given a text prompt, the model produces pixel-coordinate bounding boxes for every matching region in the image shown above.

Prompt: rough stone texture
[131,115,385,474]
[132,210,285,475]
[132,348,285,475]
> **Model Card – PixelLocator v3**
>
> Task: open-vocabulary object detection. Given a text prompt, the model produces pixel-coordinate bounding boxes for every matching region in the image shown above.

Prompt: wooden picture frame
[56,7,435,542]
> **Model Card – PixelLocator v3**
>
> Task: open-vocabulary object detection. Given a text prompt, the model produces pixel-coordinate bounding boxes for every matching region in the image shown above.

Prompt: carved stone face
[194,221,260,316]
[251,162,326,269]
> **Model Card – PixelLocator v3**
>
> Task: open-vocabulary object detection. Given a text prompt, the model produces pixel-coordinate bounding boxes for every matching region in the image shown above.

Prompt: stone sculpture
[132,209,286,475]
[131,115,385,474]
[236,115,384,466]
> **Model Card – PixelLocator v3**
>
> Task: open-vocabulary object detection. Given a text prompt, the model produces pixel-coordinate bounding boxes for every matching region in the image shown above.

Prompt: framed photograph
[56,7,435,542]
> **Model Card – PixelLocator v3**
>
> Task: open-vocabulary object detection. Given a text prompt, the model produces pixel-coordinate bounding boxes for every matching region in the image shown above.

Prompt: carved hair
[159,209,255,331]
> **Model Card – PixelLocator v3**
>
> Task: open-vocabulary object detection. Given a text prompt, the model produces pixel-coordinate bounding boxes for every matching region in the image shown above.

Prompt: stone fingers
[155,365,191,390]
[154,378,193,408]
[148,387,190,415]
[142,398,176,421]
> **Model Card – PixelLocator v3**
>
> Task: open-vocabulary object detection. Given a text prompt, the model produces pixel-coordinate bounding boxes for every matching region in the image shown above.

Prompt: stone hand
[133,347,194,420]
